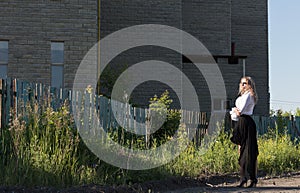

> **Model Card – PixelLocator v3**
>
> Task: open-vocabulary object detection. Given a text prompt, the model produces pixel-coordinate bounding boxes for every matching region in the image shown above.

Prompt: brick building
[0,0,269,115]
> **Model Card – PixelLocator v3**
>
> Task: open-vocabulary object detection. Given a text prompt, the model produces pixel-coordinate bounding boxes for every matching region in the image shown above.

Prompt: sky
[269,0,300,113]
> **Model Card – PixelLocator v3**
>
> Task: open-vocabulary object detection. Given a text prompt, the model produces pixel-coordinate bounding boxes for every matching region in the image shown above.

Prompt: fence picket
[0,79,3,129]
[108,97,115,130]
[295,117,300,137]
[75,91,83,132]
[100,96,107,131]
[5,78,11,125]
[105,96,110,131]
[83,92,91,133]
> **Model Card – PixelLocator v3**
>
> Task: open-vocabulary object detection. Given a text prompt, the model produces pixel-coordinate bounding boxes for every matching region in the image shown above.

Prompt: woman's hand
[233,107,241,116]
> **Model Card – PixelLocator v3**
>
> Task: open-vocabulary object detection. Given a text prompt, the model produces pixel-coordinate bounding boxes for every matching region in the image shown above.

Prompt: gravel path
[1,173,300,193]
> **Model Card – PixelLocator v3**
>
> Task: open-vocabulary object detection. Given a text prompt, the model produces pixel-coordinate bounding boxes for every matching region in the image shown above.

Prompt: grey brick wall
[0,0,269,115]
[100,0,269,114]
[231,0,269,115]
[0,0,98,88]
[100,0,183,108]
[182,0,231,55]
[181,0,232,112]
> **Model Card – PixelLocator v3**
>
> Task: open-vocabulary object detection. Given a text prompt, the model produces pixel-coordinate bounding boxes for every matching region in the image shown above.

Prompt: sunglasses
[241,82,248,86]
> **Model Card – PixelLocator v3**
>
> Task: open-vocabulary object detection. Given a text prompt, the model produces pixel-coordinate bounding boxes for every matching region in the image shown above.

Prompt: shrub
[258,133,300,175]
[149,90,181,147]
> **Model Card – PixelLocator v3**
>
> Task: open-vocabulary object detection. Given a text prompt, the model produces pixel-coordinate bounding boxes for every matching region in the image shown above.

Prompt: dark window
[51,65,64,89]
[51,42,64,88]
[0,41,8,79]
[51,42,64,64]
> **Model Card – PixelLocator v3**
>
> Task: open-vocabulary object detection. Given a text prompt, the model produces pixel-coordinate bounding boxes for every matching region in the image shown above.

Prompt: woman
[230,76,259,188]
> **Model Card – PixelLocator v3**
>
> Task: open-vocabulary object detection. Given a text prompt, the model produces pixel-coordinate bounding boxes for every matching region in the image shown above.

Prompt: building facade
[0,0,269,115]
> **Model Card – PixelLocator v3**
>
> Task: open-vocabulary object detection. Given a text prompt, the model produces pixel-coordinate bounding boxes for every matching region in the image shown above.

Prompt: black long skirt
[230,115,259,180]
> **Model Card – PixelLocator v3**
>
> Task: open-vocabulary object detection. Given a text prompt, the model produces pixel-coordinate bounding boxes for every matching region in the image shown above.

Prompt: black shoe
[237,178,247,187]
[247,179,257,188]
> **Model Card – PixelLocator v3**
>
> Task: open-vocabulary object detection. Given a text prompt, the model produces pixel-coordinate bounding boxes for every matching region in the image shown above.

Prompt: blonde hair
[239,76,258,104]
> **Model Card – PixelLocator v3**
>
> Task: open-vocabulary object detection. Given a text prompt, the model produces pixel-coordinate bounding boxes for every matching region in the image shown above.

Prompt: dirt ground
[1,172,300,193]
[170,172,300,193]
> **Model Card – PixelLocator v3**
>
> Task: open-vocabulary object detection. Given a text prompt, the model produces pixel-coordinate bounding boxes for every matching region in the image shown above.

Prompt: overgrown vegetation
[0,92,300,187]
[258,134,300,175]
[107,91,181,150]
[166,129,239,177]
[0,102,99,187]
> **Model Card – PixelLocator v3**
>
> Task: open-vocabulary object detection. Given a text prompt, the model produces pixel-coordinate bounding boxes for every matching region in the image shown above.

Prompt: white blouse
[235,91,255,116]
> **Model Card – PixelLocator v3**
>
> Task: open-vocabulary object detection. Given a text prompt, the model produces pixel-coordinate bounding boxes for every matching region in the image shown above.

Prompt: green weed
[1,91,300,187]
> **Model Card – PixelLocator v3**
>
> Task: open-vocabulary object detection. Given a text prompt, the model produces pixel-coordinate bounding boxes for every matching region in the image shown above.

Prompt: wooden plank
[90,93,96,136]
[145,108,150,148]
[108,98,114,130]
[0,79,3,129]
[75,91,82,132]
[195,111,201,147]
[34,82,38,101]
[83,92,91,132]
[110,98,117,129]
[129,105,134,132]
[262,116,268,135]
[106,97,111,130]
[22,81,27,108]
[71,90,76,117]
[5,78,11,126]
[12,79,17,117]
[99,95,108,131]
[295,117,300,138]
[16,79,23,116]
[123,102,128,130]
[252,116,260,134]
[133,107,137,134]
[135,107,145,135]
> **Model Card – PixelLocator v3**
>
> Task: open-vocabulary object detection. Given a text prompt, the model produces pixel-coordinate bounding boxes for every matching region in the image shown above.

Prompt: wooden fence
[0,79,210,144]
[1,78,300,143]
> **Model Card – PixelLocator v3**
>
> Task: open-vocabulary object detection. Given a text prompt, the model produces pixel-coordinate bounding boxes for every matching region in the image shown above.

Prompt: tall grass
[165,128,239,177]
[0,100,170,187]
[258,134,300,175]
[164,125,300,179]
[0,101,100,187]
[1,94,300,187]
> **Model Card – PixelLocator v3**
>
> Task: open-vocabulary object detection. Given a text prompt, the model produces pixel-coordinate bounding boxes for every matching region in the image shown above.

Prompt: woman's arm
[235,93,251,115]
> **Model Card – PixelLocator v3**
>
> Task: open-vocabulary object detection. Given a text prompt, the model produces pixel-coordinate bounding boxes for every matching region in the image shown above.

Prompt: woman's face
[240,78,249,91]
